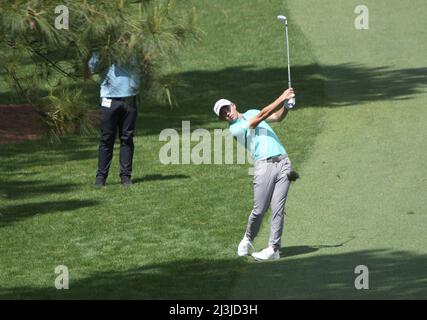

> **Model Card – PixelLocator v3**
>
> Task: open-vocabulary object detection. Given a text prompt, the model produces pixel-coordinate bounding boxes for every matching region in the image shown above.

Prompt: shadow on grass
[280,245,319,258]
[0,180,79,200]
[138,64,427,135]
[0,135,99,172]
[132,174,190,184]
[280,237,356,258]
[0,199,99,227]
[175,64,427,108]
[0,248,426,299]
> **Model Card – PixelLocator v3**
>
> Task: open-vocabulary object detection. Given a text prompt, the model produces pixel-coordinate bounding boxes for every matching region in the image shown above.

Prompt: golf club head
[287,170,300,182]
[277,15,288,24]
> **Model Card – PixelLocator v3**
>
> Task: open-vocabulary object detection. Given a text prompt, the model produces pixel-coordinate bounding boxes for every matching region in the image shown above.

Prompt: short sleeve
[245,109,261,117]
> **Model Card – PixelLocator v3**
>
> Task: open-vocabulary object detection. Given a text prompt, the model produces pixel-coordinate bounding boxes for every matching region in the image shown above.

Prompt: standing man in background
[88,54,140,187]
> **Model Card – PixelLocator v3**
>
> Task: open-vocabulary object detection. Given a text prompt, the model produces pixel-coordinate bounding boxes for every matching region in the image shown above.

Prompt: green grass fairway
[232,0,427,299]
[1,0,426,299]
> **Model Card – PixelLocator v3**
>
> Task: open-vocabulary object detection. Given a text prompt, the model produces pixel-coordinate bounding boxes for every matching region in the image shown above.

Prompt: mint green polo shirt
[229,109,287,161]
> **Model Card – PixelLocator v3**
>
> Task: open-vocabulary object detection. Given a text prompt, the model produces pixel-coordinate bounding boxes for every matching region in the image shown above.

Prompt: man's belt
[265,154,287,163]
[108,96,136,103]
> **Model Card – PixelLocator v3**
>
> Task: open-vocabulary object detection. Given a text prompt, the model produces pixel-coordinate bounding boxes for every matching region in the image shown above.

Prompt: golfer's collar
[232,113,245,123]
[229,113,245,124]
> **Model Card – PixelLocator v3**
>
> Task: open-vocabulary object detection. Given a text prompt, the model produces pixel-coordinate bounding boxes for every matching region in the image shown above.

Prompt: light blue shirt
[229,109,287,161]
[88,53,140,98]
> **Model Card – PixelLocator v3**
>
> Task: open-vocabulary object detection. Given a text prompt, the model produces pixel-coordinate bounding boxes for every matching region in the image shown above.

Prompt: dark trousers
[96,96,137,179]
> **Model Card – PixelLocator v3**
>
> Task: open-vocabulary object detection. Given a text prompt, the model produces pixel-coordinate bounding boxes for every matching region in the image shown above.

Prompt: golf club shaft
[278,15,295,108]
[284,21,291,88]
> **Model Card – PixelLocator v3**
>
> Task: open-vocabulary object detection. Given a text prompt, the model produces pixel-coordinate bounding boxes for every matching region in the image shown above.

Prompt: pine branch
[2,65,47,118]
[26,46,77,80]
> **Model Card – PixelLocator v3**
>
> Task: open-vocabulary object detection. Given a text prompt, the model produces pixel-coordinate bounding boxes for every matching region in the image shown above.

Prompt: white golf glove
[285,94,296,109]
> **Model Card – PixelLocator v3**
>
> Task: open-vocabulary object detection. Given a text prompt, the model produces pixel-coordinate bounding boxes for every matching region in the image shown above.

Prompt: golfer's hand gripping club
[285,93,296,110]
[281,88,295,107]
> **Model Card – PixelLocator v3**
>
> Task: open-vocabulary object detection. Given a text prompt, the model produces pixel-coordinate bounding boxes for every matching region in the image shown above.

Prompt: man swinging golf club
[213,87,295,261]
[213,14,297,261]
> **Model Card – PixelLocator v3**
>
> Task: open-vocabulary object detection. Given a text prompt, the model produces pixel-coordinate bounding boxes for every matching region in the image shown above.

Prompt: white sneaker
[252,247,280,261]
[237,236,254,256]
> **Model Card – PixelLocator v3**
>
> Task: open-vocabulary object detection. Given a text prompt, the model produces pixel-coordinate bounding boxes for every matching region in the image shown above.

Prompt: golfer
[213,88,295,261]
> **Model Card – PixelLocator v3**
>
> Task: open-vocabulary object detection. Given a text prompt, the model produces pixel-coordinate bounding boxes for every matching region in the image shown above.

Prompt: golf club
[277,15,296,109]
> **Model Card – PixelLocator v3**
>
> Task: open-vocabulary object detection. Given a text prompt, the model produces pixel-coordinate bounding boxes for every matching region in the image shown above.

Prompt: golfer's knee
[120,131,134,145]
[271,207,285,218]
[251,206,268,218]
[100,134,115,147]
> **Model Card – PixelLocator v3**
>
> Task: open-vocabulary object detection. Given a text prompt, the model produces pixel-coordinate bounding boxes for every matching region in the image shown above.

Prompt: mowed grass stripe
[230,0,427,299]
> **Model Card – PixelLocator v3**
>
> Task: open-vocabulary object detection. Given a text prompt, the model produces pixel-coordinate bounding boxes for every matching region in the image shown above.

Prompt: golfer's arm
[267,106,289,122]
[248,98,284,129]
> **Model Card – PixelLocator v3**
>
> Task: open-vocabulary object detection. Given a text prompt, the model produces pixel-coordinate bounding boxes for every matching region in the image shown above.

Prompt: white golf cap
[213,99,232,117]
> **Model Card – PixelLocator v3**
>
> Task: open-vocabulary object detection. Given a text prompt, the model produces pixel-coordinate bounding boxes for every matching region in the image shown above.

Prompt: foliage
[0,0,200,139]
[41,88,95,141]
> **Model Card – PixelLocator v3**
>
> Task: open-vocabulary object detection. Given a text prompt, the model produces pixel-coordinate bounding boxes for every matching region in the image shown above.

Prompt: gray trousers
[246,155,292,250]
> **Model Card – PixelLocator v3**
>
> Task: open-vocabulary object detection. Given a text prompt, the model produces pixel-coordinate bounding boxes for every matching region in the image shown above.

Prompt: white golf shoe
[252,247,280,261]
[237,236,254,256]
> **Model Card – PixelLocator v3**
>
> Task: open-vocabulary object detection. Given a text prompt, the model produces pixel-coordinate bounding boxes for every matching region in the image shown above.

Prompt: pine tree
[0,0,200,139]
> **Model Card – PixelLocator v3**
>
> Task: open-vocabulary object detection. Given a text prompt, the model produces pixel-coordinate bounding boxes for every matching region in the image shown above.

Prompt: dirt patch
[0,105,100,145]
[0,105,44,145]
